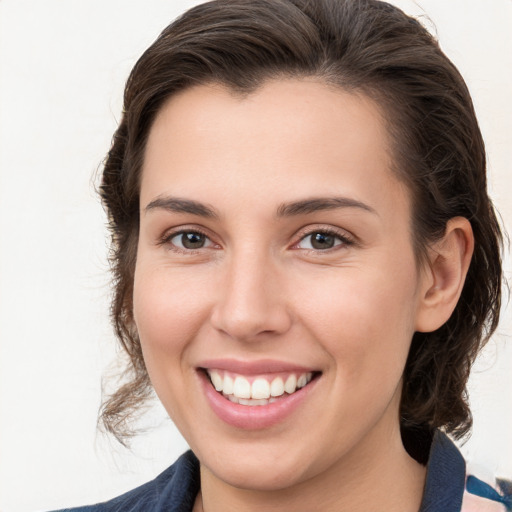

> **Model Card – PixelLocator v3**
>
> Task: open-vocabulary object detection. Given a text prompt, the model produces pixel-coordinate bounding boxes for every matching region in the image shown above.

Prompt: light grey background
[0,1,511,510]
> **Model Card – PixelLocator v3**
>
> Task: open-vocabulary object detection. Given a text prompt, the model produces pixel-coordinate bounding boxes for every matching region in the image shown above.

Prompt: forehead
[141,79,409,219]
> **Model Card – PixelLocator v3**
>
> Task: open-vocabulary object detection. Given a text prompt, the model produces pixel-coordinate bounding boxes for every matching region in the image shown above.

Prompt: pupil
[182,232,205,249]
[311,232,334,249]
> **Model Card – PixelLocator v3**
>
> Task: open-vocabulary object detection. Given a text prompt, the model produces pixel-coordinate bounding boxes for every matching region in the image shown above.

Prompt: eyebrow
[276,197,377,217]
[144,195,377,218]
[145,196,219,218]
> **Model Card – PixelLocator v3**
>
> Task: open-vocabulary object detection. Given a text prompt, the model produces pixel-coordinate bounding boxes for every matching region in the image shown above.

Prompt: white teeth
[238,398,269,406]
[223,374,234,395]
[210,371,223,391]
[251,378,270,399]
[207,369,315,404]
[226,395,269,406]
[297,374,308,388]
[233,376,251,398]
[284,374,297,394]
[270,377,285,397]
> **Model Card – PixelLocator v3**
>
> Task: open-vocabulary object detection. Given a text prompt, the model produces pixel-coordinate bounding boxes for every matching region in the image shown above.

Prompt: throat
[196,431,427,512]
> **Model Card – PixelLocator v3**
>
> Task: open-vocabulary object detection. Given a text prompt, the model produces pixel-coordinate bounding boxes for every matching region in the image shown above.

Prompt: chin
[192,429,341,493]
[202,449,313,491]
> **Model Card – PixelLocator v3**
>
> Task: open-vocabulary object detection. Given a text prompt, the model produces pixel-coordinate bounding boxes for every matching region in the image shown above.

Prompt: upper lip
[197,358,319,375]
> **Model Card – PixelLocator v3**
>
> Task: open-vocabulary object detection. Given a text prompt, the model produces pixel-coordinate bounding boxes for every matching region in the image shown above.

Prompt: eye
[166,230,216,251]
[296,230,351,251]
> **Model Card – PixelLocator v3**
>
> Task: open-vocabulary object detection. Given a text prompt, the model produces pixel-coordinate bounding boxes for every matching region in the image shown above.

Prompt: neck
[196,422,427,512]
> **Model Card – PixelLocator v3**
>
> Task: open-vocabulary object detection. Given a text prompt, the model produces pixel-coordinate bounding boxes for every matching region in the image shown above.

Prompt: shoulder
[49,451,200,512]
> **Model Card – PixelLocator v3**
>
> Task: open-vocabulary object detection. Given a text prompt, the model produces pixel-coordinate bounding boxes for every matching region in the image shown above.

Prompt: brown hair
[99,0,503,446]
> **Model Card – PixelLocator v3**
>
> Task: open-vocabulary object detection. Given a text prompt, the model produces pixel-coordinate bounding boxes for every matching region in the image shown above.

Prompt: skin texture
[134,79,473,512]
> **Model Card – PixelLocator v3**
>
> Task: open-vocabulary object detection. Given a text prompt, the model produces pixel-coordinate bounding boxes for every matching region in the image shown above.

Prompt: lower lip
[199,371,318,430]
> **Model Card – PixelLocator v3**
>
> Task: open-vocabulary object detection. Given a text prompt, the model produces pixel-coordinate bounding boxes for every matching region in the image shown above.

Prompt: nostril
[210,305,293,342]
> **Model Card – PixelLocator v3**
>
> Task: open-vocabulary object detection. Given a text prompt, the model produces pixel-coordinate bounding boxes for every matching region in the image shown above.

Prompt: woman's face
[134,79,431,490]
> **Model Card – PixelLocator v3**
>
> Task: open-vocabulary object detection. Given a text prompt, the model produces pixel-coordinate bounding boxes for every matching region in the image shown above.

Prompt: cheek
[132,264,218,432]
[295,261,419,387]
[132,265,212,377]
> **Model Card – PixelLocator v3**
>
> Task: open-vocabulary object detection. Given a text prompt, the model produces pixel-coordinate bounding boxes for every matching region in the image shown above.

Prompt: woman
[54,0,509,510]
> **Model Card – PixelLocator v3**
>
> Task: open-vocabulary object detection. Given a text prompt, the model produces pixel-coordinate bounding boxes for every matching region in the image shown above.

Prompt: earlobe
[415,217,474,333]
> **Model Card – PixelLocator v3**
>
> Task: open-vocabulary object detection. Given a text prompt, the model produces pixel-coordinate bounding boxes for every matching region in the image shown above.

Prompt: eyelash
[293,227,355,252]
[158,227,355,254]
[158,228,214,254]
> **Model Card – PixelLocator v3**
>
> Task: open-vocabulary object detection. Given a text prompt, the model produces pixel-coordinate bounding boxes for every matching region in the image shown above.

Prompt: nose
[210,249,292,342]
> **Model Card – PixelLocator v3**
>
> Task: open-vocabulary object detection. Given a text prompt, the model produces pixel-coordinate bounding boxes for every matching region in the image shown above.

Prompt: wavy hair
[98,0,503,446]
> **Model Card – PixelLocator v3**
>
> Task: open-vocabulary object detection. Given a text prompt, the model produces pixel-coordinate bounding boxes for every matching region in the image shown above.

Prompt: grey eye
[297,232,344,250]
[171,231,212,250]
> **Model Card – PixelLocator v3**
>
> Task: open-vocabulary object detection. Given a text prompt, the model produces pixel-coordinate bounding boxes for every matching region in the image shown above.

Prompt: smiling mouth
[203,369,320,406]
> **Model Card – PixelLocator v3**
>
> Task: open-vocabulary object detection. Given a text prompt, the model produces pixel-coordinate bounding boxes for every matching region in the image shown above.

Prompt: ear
[415,217,474,333]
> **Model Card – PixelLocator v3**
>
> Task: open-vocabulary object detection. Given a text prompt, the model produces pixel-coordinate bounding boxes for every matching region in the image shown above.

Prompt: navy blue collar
[419,430,466,511]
